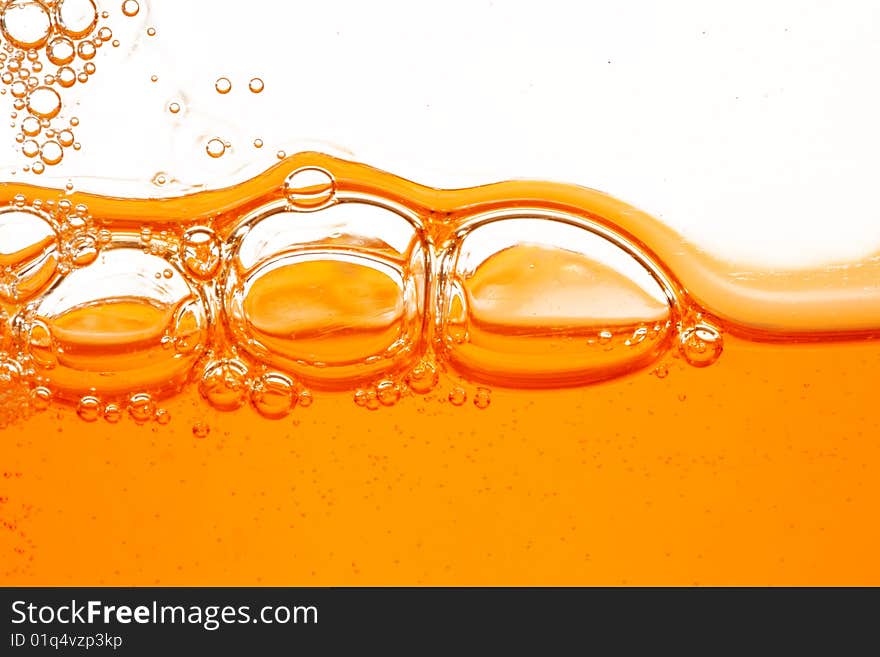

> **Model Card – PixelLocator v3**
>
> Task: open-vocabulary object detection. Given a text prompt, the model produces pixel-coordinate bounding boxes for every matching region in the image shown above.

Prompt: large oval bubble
[438,213,676,387]
[224,198,428,388]
[19,238,208,399]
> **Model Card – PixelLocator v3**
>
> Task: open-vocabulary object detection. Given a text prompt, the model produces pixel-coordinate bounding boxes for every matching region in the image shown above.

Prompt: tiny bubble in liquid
[30,386,51,411]
[192,422,210,439]
[248,77,264,93]
[448,387,467,406]
[205,138,226,158]
[76,395,101,422]
[473,387,491,409]
[376,379,400,406]
[103,403,121,423]
[121,1,140,18]
[214,77,231,94]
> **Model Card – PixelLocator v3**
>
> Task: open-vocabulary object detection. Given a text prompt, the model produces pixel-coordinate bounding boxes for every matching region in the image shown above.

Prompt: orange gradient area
[2,335,879,585]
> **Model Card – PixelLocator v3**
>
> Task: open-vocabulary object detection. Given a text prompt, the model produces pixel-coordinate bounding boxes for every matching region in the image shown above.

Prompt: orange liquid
[2,153,880,585]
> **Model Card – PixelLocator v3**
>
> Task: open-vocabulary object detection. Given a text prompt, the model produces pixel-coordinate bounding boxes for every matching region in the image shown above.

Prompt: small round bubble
[46,36,75,65]
[448,387,467,406]
[205,138,226,158]
[39,140,63,165]
[103,403,121,423]
[21,115,40,135]
[121,0,139,17]
[26,86,61,118]
[76,395,101,422]
[473,387,491,409]
[376,380,400,406]
[364,390,380,411]
[679,321,723,368]
[407,361,439,394]
[250,372,295,419]
[29,386,51,411]
[200,359,249,411]
[127,392,155,423]
[76,40,96,60]
[214,77,231,94]
[56,66,76,87]
[653,363,669,379]
[55,0,98,39]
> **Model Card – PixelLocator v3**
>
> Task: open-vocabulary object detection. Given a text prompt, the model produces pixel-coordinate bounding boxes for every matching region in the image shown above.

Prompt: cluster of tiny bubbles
[652,363,669,379]
[406,360,439,394]
[0,0,112,170]
[73,391,168,424]
[473,387,491,409]
[138,225,175,258]
[678,318,723,368]
[352,379,402,411]
[0,360,26,429]
[283,167,337,211]
[353,388,379,411]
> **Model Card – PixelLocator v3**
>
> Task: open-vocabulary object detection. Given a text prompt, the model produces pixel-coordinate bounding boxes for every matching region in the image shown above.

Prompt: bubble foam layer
[3,152,880,423]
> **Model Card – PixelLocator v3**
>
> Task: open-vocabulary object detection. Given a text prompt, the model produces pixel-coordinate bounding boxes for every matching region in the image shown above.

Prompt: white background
[3,0,879,267]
